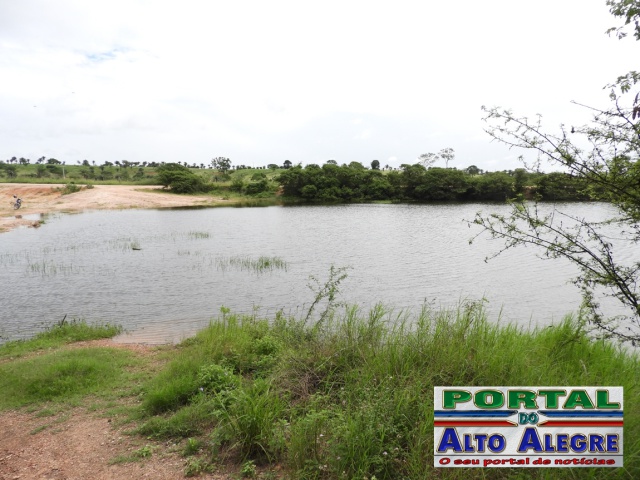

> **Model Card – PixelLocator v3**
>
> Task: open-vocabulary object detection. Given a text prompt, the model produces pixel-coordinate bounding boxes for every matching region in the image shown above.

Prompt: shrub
[156,163,209,193]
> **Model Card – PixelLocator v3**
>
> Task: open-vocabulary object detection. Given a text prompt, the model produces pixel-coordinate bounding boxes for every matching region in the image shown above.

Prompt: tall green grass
[138,303,640,479]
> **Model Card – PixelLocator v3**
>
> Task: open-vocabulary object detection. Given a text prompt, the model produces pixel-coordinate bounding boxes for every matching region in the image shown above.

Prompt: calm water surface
[0,203,620,344]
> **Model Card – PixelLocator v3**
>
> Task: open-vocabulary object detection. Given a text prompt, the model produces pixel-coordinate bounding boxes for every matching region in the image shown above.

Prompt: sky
[0,0,637,172]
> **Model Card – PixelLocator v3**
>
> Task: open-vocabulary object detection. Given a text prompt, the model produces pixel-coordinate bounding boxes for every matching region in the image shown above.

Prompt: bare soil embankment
[0,183,232,233]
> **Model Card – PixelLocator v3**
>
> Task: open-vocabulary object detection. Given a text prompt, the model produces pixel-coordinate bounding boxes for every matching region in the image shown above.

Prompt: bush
[156,163,209,193]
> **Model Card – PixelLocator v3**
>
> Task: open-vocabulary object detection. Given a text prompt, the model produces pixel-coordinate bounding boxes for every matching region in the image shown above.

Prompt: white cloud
[0,0,636,170]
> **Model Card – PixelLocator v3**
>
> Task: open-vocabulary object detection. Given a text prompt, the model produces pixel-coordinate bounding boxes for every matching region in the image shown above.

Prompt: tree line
[277,162,591,202]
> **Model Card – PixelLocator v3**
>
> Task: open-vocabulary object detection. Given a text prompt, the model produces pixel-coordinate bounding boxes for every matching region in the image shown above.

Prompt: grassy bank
[1,307,638,479]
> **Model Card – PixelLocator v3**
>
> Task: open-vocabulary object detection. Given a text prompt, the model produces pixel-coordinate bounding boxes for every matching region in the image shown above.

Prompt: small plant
[184,457,212,477]
[304,265,350,326]
[240,459,257,478]
[197,364,240,395]
[182,437,202,456]
[133,445,153,458]
[58,182,82,195]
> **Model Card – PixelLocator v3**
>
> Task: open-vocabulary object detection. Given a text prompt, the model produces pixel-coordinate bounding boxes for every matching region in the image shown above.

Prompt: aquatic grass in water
[27,260,80,276]
[187,231,210,239]
[215,255,288,274]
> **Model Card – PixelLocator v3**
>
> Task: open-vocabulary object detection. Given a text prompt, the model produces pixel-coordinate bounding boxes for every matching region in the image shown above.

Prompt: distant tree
[82,159,90,166]
[326,159,338,165]
[371,159,380,170]
[211,156,232,173]
[419,152,438,168]
[419,148,455,169]
[47,158,61,165]
[439,147,455,168]
[267,163,279,170]
[4,164,17,178]
[465,165,482,175]
[283,160,292,169]
[134,168,144,180]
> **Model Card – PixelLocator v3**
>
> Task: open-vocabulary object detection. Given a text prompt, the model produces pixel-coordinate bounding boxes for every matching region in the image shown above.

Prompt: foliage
[57,182,82,195]
[133,302,640,479]
[211,156,232,173]
[606,0,640,40]
[156,163,209,193]
[276,160,589,203]
[473,1,640,344]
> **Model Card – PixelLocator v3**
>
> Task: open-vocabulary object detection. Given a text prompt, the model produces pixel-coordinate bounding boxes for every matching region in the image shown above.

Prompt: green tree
[467,171,513,201]
[473,0,640,343]
[3,164,17,178]
[211,157,232,173]
[371,159,380,170]
[157,163,208,193]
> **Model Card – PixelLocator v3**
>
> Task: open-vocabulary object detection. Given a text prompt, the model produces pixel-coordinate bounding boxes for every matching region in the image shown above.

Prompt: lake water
[0,202,624,344]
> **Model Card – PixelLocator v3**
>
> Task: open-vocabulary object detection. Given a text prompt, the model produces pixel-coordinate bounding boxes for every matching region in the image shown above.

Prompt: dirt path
[0,341,236,480]
[0,183,232,233]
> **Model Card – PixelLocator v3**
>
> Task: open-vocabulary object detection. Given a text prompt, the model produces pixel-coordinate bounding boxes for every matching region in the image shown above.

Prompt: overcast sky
[1,0,636,171]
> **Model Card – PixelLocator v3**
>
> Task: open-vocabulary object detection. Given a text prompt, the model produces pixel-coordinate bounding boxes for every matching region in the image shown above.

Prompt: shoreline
[0,183,234,233]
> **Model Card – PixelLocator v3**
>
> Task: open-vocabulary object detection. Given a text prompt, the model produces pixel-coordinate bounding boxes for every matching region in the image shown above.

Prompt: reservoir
[0,202,624,344]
